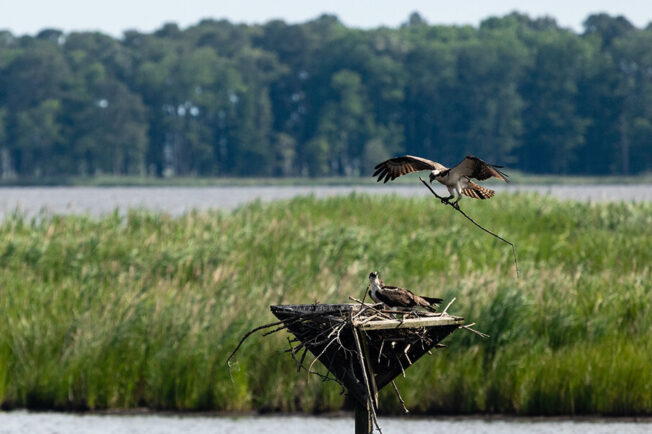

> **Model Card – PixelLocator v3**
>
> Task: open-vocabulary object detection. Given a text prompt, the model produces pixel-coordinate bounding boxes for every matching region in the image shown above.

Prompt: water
[0,184,649,219]
[0,412,650,434]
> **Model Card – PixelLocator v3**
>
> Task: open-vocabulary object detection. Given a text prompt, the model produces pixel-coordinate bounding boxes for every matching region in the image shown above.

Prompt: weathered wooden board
[356,316,464,330]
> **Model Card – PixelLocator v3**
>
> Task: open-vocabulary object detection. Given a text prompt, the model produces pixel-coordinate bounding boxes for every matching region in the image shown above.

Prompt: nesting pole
[355,399,372,434]
[270,303,466,433]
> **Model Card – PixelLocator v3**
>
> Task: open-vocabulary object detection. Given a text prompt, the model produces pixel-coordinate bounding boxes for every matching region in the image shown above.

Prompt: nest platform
[270,303,465,411]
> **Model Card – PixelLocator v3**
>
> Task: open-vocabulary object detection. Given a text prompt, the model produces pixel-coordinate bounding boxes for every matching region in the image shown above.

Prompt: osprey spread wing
[373,155,508,205]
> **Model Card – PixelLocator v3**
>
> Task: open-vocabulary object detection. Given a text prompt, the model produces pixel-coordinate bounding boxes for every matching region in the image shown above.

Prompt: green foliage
[0,13,651,180]
[0,194,650,414]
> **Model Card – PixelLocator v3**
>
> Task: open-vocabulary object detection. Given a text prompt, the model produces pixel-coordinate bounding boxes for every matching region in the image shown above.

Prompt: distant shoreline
[1,184,651,221]
[2,409,651,421]
[0,173,651,187]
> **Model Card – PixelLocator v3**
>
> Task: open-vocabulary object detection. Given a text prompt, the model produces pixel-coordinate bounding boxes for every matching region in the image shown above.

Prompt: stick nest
[227,300,485,433]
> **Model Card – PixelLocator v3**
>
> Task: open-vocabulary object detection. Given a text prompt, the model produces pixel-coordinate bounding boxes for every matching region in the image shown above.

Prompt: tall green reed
[0,193,649,414]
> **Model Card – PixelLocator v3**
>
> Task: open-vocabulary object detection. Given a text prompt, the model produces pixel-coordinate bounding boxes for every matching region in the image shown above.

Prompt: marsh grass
[0,193,650,414]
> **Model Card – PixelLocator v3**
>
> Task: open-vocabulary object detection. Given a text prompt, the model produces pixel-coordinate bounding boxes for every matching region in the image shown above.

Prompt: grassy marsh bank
[0,172,651,187]
[0,194,650,414]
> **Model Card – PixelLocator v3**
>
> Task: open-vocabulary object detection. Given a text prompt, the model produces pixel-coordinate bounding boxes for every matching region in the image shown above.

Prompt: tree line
[0,12,650,179]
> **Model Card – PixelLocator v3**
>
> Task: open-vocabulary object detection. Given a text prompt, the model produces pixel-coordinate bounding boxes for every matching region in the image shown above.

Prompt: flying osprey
[368,272,442,312]
[373,155,508,205]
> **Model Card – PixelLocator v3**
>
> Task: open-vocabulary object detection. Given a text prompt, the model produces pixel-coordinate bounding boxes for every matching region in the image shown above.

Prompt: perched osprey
[373,155,508,205]
[368,272,442,312]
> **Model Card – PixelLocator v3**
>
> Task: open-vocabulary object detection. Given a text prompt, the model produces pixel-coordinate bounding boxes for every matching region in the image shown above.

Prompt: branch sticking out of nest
[226,310,345,381]
[419,177,519,278]
[226,318,288,380]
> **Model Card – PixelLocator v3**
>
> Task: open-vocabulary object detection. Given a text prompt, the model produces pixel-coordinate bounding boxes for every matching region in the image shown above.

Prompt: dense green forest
[0,12,650,179]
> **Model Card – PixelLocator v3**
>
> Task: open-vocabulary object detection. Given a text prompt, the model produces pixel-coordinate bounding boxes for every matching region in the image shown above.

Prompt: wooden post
[355,400,372,434]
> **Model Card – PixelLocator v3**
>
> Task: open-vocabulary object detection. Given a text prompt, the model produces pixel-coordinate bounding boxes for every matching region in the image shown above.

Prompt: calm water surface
[0,184,649,219]
[0,412,650,434]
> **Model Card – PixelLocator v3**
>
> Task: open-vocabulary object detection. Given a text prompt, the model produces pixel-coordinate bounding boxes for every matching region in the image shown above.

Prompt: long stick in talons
[419,177,519,278]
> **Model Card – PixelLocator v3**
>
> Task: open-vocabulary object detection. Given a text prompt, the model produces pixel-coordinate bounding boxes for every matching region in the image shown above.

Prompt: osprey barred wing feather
[461,181,496,199]
[373,155,445,183]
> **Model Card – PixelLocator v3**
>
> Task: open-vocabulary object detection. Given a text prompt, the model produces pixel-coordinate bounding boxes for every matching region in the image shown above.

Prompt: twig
[403,343,412,365]
[361,284,369,304]
[335,321,355,354]
[462,324,490,338]
[348,296,376,307]
[377,339,385,364]
[288,342,344,387]
[391,380,410,414]
[396,356,406,378]
[298,347,308,372]
[287,337,310,374]
[348,297,393,320]
[308,334,339,378]
[358,313,381,326]
[419,177,519,278]
[226,319,291,379]
[441,297,456,316]
[262,324,292,336]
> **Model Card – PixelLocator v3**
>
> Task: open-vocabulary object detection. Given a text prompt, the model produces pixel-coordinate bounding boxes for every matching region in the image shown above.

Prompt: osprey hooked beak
[429,170,439,183]
[369,271,379,280]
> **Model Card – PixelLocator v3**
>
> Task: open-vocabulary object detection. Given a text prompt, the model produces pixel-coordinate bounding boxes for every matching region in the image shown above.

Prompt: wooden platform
[270,303,464,405]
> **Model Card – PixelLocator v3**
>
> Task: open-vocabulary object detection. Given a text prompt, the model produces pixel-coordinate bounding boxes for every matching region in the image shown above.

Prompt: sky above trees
[0,0,650,36]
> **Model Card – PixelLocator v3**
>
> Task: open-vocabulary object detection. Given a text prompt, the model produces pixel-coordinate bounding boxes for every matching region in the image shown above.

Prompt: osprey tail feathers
[422,296,443,305]
[421,296,443,312]
[462,181,495,200]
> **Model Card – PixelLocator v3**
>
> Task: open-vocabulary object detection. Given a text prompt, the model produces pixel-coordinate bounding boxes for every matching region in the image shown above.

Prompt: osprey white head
[429,170,438,182]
